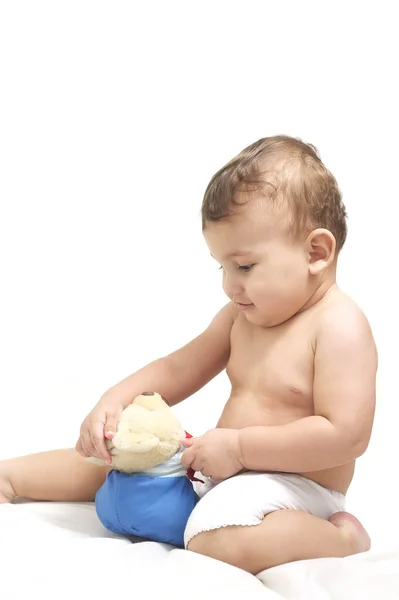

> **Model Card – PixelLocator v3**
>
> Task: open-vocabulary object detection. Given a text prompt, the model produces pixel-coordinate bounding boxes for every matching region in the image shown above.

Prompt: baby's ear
[306,228,336,274]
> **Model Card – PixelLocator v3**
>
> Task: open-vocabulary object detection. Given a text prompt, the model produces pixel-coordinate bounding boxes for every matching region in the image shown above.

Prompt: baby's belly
[216,391,313,429]
[216,394,354,494]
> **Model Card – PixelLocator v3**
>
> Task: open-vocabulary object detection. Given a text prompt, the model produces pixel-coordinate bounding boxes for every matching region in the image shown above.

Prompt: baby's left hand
[181,428,243,480]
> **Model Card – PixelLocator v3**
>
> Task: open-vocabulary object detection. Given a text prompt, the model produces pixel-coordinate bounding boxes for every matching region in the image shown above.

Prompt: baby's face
[204,200,315,327]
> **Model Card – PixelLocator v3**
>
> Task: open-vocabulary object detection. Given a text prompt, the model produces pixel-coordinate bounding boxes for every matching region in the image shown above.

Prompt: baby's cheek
[251,285,270,306]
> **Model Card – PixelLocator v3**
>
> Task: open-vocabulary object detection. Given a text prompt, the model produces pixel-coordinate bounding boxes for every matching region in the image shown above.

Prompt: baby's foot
[0,464,16,503]
[329,511,371,554]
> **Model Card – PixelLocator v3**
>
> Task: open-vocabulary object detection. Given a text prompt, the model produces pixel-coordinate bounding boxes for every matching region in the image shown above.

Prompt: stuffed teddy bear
[88,391,201,547]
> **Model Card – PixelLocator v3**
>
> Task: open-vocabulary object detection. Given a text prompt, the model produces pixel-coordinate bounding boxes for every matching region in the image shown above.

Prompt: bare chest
[226,314,315,414]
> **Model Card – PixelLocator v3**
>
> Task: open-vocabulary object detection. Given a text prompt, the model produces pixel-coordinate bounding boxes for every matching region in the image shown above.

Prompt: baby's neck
[301,269,337,314]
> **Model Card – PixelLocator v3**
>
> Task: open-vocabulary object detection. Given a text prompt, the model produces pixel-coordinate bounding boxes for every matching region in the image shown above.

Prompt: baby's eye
[238,264,254,272]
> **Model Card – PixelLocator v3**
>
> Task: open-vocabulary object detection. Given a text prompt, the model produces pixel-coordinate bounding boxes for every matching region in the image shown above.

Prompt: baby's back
[217,289,364,493]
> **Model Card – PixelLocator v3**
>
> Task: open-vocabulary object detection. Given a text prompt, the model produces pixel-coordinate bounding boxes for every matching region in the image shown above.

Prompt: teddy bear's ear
[133,392,168,411]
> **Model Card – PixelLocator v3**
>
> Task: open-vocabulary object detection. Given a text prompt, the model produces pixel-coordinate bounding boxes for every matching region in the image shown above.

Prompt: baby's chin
[244,308,293,328]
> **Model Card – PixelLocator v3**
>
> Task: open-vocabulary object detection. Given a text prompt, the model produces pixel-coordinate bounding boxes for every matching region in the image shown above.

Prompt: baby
[0,135,377,575]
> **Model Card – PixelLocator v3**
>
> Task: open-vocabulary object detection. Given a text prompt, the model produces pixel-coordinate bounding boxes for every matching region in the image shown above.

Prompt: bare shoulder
[164,302,239,402]
[203,300,239,347]
[202,301,239,358]
[213,300,240,323]
[312,287,377,454]
[316,288,377,362]
[176,301,237,353]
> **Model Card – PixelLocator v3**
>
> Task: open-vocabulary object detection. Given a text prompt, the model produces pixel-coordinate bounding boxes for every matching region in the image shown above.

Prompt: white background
[0,1,397,551]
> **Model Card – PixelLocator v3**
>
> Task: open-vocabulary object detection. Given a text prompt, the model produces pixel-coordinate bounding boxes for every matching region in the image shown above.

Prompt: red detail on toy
[184,431,204,483]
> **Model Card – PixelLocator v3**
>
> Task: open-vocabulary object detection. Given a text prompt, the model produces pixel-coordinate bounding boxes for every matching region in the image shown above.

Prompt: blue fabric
[95,470,199,547]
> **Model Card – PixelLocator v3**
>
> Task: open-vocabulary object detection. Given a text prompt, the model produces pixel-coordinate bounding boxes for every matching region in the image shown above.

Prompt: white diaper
[184,471,345,548]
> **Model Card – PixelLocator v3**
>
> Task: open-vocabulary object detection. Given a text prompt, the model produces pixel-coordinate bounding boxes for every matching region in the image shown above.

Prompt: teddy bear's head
[87,392,185,473]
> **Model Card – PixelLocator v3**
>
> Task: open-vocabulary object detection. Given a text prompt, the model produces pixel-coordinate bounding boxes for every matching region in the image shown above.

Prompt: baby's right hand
[75,395,124,464]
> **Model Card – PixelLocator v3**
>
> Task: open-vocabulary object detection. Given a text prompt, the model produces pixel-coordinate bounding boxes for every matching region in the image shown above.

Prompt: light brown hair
[201,135,347,251]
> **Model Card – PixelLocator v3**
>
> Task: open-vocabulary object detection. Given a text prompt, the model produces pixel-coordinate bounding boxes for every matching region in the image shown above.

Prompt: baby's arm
[239,305,378,472]
[77,302,237,460]
[105,301,236,407]
[157,301,237,405]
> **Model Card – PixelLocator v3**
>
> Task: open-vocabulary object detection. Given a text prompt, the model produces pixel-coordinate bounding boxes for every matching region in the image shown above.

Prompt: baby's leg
[0,449,109,503]
[188,510,370,574]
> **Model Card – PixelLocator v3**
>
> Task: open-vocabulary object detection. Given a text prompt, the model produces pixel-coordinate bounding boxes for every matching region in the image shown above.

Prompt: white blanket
[1,502,398,600]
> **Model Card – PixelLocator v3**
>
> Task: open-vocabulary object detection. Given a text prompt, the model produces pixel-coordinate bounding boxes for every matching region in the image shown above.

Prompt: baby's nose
[223,275,244,298]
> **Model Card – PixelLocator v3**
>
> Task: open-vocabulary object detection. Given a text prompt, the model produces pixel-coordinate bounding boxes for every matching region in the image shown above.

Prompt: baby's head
[202,135,347,327]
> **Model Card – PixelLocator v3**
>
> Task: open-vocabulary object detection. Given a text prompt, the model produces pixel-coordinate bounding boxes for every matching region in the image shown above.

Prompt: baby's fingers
[181,446,196,469]
[90,423,112,464]
[75,436,86,457]
[75,425,93,458]
[180,436,195,448]
[104,408,121,440]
